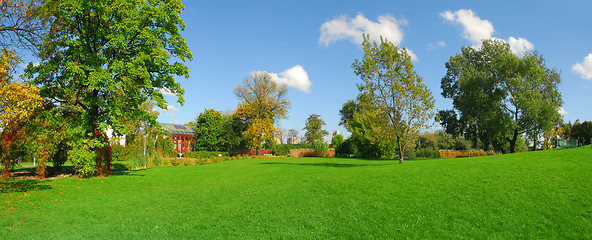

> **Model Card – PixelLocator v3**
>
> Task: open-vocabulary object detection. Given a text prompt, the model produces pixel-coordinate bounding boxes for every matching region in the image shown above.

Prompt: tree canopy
[439,39,562,153]
[350,34,435,163]
[303,113,328,143]
[234,72,290,151]
[193,109,226,151]
[25,0,192,176]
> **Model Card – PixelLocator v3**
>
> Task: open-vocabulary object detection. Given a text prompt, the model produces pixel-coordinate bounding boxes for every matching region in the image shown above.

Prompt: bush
[183,151,228,159]
[415,148,440,159]
[439,150,489,158]
[312,140,329,157]
[272,144,311,156]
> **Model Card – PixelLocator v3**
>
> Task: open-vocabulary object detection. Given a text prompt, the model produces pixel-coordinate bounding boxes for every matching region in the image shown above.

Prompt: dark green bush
[415,148,440,159]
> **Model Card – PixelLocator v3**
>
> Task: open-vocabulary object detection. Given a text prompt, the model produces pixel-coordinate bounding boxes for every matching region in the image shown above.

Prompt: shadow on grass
[0,178,52,193]
[110,168,146,177]
[260,162,383,168]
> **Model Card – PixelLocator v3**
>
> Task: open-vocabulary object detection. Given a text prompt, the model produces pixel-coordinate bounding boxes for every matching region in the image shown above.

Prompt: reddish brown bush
[289,149,335,158]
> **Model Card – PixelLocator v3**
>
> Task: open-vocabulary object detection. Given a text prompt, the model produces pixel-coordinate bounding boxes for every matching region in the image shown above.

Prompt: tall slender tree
[351,34,435,163]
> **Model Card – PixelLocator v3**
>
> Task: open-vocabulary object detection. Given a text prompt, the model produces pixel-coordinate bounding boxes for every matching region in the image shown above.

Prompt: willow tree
[26,0,192,176]
[234,72,290,153]
[351,34,435,163]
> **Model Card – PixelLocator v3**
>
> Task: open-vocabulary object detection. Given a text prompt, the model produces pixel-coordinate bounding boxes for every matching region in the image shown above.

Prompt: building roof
[160,123,195,135]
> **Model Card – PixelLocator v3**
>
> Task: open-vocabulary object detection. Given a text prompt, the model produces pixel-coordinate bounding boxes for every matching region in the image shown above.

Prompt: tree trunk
[509,129,518,153]
[397,136,404,164]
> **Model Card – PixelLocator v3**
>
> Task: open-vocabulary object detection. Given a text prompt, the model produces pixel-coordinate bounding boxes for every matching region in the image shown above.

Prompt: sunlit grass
[1,148,591,239]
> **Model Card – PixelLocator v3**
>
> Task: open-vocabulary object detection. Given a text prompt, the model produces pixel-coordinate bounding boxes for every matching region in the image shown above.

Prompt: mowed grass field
[1,149,591,239]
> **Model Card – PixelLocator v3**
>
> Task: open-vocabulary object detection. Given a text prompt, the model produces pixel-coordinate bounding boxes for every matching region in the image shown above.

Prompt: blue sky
[156,0,592,139]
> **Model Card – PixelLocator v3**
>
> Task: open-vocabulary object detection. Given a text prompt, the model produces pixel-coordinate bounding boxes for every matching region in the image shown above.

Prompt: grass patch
[1,149,590,239]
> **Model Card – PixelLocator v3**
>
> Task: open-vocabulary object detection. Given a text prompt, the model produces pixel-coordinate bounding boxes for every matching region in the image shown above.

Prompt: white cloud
[157,88,176,96]
[207,100,216,105]
[441,9,534,55]
[320,13,418,61]
[428,40,447,51]
[558,107,568,115]
[507,37,534,56]
[262,65,312,93]
[156,105,180,112]
[319,13,407,47]
[572,53,592,80]
[440,9,494,45]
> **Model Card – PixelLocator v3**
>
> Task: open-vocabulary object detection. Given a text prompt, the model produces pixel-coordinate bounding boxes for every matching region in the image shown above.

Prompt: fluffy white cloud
[262,65,312,93]
[440,9,494,45]
[207,100,216,105]
[320,14,418,61]
[507,37,534,56]
[319,14,407,47]
[558,107,568,115]
[441,9,534,55]
[572,53,592,80]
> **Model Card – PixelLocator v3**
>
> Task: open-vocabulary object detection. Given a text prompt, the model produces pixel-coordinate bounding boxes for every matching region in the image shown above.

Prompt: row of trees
[338,37,565,161]
[190,75,333,154]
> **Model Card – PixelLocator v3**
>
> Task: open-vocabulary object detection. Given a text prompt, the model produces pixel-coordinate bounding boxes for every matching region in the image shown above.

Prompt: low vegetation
[1,149,590,238]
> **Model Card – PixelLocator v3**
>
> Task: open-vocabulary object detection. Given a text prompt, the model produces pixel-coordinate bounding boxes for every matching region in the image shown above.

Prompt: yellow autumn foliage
[0,49,43,129]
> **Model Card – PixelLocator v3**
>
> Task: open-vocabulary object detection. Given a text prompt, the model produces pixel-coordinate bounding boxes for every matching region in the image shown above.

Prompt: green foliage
[335,137,356,157]
[311,140,329,157]
[415,148,440,159]
[351,34,435,163]
[68,143,97,177]
[338,100,361,132]
[155,135,177,158]
[330,134,344,148]
[272,143,311,156]
[193,109,227,151]
[303,114,328,143]
[439,39,562,153]
[26,0,192,177]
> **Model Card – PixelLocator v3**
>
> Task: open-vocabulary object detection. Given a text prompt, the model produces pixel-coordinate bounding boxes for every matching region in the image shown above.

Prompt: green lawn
[1,149,591,239]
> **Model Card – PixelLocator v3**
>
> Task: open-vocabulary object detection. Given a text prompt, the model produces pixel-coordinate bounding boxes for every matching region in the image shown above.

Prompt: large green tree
[303,113,328,143]
[26,0,192,176]
[439,39,562,153]
[193,109,226,151]
[351,34,435,163]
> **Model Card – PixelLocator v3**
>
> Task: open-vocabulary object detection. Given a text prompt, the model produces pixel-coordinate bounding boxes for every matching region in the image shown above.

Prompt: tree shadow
[0,178,52,193]
[260,162,383,168]
[109,168,146,177]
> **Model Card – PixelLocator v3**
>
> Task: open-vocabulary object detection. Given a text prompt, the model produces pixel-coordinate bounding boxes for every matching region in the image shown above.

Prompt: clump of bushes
[272,143,311,156]
[312,140,329,157]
